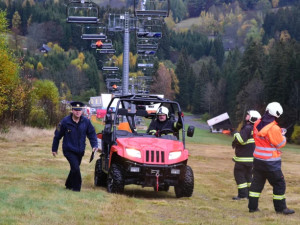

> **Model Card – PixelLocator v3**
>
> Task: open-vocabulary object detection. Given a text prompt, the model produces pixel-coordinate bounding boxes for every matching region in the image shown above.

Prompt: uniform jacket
[232,122,255,164]
[148,118,181,133]
[52,114,98,154]
[253,119,286,171]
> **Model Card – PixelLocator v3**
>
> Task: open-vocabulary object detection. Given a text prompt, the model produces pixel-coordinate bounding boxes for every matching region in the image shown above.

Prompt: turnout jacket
[52,114,98,154]
[147,119,181,134]
[253,119,286,171]
[232,123,255,165]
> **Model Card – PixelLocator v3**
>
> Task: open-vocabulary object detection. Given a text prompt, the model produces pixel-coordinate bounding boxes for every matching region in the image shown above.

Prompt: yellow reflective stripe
[273,194,285,200]
[149,130,156,134]
[234,133,254,145]
[245,138,254,144]
[233,156,254,162]
[247,183,251,187]
[234,133,245,144]
[249,191,260,198]
[237,183,248,189]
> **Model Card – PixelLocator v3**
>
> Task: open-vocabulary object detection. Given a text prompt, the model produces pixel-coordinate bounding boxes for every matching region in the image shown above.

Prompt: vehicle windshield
[104,95,185,142]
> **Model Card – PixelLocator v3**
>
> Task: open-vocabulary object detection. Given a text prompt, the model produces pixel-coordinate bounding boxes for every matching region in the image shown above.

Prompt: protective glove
[149,130,157,135]
[232,140,237,149]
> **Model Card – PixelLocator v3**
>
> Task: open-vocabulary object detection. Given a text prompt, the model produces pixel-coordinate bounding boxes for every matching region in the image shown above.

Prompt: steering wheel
[157,129,174,136]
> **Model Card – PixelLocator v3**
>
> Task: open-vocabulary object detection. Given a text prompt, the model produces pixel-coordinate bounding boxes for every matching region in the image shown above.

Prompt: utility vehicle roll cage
[104,95,187,147]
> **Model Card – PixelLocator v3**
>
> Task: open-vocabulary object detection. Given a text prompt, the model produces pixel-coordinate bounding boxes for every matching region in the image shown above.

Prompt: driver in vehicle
[147,106,182,136]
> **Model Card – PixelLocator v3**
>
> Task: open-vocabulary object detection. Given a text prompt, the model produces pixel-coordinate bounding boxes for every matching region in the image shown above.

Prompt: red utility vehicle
[94,95,195,197]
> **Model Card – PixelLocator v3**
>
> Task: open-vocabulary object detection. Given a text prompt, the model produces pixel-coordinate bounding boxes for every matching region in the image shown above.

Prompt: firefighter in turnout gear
[248,102,295,214]
[147,106,182,136]
[232,110,261,200]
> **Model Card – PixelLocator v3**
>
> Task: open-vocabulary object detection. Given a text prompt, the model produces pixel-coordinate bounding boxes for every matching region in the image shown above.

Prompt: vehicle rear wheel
[174,165,194,198]
[107,164,125,193]
[94,158,107,187]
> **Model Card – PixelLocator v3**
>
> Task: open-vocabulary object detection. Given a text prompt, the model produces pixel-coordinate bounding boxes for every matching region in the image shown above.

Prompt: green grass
[2,126,299,224]
[186,127,233,145]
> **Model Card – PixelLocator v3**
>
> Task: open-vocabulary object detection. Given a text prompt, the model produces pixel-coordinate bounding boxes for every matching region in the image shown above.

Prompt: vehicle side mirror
[187,126,195,137]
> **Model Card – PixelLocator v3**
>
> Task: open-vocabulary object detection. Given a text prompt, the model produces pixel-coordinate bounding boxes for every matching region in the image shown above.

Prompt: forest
[0,0,299,143]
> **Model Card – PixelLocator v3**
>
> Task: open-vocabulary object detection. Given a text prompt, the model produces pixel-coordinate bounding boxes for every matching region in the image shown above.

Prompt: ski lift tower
[108,0,169,95]
[108,12,136,95]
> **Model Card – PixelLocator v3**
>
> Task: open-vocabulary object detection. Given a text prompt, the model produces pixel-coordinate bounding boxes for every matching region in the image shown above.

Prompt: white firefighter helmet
[266,102,283,118]
[247,110,261,123]
[156,106,169,118]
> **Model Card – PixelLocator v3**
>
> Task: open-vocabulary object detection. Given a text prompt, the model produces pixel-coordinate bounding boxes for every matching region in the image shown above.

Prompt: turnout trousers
[248,169,287,212]
[234,163,252,198]
[64,151,84,191]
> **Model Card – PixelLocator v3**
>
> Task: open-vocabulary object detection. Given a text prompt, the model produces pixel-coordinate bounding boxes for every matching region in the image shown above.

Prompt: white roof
[207,112,230,126]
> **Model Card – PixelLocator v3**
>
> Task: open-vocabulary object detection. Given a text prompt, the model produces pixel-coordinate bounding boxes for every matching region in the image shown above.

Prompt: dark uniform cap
[70,101,85,111]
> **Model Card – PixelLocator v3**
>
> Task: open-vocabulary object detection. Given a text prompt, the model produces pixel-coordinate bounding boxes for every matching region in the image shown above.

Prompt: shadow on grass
[95,185,177,199]
[124,187,176,199]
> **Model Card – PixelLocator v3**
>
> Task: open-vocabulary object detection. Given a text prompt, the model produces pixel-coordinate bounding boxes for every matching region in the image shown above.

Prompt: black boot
[249,208,260,213]
[276,208,295,215]
[232,196,247,200]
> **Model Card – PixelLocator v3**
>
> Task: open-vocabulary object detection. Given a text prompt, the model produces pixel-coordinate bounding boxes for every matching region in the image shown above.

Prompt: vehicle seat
[136,110,148,117]
[118,122,132,133]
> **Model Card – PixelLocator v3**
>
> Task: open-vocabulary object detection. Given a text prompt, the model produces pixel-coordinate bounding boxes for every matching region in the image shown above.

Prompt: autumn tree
[12,11,21,50]
[151,63,177,100]
[29,79,60,127]
[0,10,24,125]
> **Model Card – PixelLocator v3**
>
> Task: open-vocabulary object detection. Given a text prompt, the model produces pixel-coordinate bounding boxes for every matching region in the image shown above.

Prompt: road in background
[184,115,210,130]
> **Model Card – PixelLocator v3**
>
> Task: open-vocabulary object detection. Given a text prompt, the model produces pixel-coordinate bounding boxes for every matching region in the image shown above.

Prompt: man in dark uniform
[232,110,261,200]
[52,101,98,192]
[147,106,182,136]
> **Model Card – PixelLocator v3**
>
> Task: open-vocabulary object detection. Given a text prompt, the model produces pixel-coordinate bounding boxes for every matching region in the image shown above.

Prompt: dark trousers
[234,163,252,198]
[64,151,84,191]
[248,169,286,211]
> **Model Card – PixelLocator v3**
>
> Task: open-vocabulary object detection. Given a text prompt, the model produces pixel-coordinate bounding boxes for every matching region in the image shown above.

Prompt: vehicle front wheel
[174,165,194,198]
[94,158,107,187]
[107,164,125,193]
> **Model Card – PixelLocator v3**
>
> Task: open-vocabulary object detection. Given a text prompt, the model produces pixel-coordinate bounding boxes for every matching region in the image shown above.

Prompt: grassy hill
[1,126,300,224]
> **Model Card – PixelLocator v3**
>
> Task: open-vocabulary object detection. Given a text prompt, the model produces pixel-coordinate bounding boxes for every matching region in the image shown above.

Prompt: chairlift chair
[134,0,170,18]
[97,49,116,54]
[137,40,158,50]
[137,63,154,68]
[81,25,107,39]
[137,49,156,55]
[137,31,162,39]
[91,42,113,49]
[102,66,119,71]
[66,1,100,24]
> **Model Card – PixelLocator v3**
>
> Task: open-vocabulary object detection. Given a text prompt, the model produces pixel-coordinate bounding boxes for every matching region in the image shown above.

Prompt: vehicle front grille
[145,150,165,163]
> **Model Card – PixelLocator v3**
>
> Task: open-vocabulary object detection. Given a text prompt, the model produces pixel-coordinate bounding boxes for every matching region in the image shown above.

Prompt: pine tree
[175,49,190,110]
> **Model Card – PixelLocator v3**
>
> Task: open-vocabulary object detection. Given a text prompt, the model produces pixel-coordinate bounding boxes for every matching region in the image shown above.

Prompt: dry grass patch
[1,126,300,225]
[0,126,54,142]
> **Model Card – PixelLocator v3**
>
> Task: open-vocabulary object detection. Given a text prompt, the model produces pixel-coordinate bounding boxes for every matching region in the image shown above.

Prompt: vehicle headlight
[126,148,141,158]
[169,151,182,160]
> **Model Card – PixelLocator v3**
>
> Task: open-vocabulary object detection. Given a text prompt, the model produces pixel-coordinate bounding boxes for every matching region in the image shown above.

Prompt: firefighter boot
[249,208,260,213]
[232,196,248,200]
[276,208,295,215]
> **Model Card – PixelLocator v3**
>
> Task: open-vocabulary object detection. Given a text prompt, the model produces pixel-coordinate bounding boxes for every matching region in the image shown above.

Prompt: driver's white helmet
[266,102,283,118]
[156,106,169,118]
[247,110,261,123]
